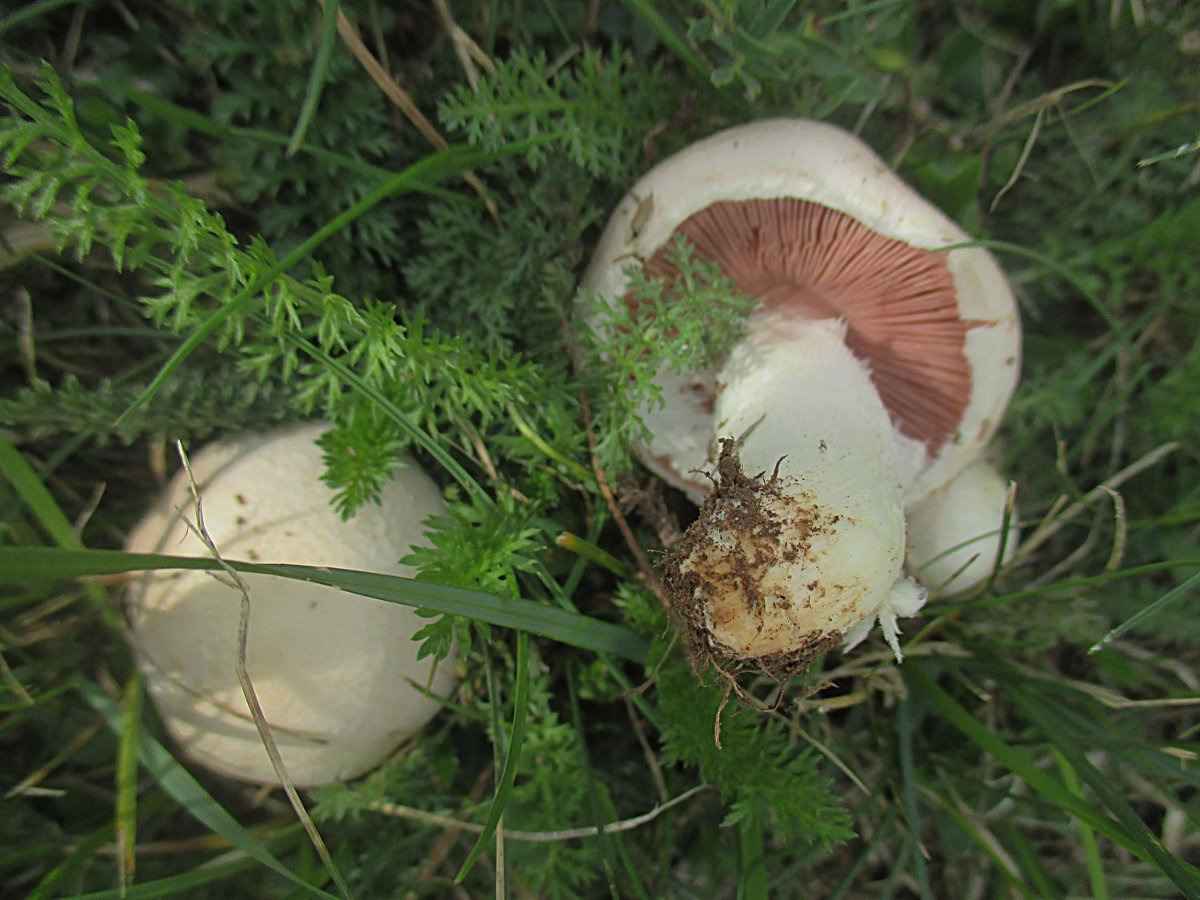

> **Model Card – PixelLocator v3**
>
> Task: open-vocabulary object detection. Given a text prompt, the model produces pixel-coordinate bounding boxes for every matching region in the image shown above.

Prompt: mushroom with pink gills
[125,422,457,786]
[581,119,1021,673]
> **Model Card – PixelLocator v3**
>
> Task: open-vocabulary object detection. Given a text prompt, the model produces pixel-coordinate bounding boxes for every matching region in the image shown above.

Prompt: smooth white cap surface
[125,422,456,786]
[906,458,1018,595]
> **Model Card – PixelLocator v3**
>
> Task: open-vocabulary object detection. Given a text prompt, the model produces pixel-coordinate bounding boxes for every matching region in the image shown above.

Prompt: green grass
[2,0,1199,896]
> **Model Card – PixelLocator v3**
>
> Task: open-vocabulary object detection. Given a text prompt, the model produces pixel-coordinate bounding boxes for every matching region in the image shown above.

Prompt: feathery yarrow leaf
[439,47,676,181]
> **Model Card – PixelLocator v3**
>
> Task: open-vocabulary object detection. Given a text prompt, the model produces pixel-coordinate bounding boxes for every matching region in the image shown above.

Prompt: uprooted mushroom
[582,119,1022,675]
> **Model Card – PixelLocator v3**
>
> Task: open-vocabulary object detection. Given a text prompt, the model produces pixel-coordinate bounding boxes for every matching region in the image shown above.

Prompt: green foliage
[656,661,853,847]
[307,736,464,894]
[439,47,678,182]
[406,495,544,600]
[2,69,224,289]
[404,494,543,662]
[172,0,411,296]
[404,156,597,358]
[0,64,559,504]
[3,0,1199,896]
[684,0,909,108]
[502,665,607,898]
[0,367,301,446]
[314,406,410,517]
[578,234,756,472]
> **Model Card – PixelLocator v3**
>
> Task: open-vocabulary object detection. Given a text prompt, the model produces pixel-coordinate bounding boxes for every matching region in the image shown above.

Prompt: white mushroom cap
[125,422,456,786]
[906,458,1019,596]
[581,119,1021,504]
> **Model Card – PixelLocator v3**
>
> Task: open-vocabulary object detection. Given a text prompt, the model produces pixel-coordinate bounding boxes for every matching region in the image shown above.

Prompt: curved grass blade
[0,434,79,548]
[936,559,1200,615]
[27,826,112,900]
[79,681,337,899]
[896,694,933,899]
[919,659,1200,894]
[288,327,602,624]
[0,546,651,663]
[827,809,895,900]
[286,0,341,157]
[566,661,643,898]
[555,531,633,579]
[1054,749,1109,899]
[455,630,529,883]
[120,87,390,181]
[479,647,507,892]
[998,824,1056,899]
[0,0,84,37]
[616,0,710,81]
[114,85,459,202]
[921,793,1028,896]
[949,238,1119,329]
[737,809,768,900]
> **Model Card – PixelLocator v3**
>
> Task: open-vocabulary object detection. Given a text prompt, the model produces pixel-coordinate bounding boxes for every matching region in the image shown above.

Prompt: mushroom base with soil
[584,118,1022,674]
[660,316,928,676]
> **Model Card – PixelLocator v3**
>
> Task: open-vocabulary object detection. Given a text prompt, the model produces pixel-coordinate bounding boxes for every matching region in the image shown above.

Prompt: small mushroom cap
[582,119,1021,502]
[906,458,1019,596]
[125,422,456,787]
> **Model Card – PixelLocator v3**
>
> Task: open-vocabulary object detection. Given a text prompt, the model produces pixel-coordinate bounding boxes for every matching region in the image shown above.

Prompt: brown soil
[660,438,843,682]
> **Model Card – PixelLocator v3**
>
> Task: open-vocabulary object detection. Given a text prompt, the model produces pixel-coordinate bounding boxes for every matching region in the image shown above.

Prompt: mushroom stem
[662,315,922,670]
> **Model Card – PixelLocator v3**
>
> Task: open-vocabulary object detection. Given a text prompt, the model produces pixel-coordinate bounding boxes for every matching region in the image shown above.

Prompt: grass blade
[972,238,1119,329]
[896,693,932,899]
[455,630,530,882]
[616,0,710,81]
[906,661,1143,857]
[121,86,393,180]
[737,810,768,900]
[115,674,144,894]
[0,434,78,547]
[998,824,1056,899]
[827,809,895,900]
[73,851,270,899]
[27,826,112,900]
[921,793,1029,896]
[286,0,341,157]
[0,0,84,37]
[0,434,120,630]
[566,661,640,898]
[282,331,490,507]
[1088,569,1200,653]
[0,546,651,663]
[1009,685,1200,896]
[1054,749,1108,899]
